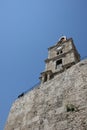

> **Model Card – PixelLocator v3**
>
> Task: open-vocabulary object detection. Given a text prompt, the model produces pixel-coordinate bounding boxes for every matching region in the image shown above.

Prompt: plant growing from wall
[66,104,75,112]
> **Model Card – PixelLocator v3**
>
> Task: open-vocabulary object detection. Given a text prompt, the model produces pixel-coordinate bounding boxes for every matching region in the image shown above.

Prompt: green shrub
[66,104,75,112]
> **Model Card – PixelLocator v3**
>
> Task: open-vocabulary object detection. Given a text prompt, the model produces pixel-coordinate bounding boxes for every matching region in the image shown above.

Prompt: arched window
[57,50,63,55]
[44,74,47,82]
[56,59,62,69]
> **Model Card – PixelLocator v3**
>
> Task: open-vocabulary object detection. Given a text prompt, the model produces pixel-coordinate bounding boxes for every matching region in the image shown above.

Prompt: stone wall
[5,59,87,130]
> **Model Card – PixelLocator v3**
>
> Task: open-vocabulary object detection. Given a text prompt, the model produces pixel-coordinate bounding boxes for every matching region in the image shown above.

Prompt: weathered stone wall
[63,52,75,65]
[5,59,87,130]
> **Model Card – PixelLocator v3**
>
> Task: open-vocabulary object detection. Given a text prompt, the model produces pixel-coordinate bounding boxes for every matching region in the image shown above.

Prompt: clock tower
[40,36,80,83]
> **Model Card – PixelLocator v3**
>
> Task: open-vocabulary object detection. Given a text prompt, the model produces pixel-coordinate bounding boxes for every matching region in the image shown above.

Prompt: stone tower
[40,36,80,83]
[5,37,87,130]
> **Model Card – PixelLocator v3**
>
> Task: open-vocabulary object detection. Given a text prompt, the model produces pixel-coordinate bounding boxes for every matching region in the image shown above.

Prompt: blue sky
[0,0,87,129]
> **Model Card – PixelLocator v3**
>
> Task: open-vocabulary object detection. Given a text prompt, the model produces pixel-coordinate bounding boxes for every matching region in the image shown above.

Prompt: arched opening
[57,50,63,55]
[44,74,47,82]
[56,59,62,69]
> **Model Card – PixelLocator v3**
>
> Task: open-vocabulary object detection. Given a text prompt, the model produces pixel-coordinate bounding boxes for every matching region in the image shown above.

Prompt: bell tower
[40,36,80,83]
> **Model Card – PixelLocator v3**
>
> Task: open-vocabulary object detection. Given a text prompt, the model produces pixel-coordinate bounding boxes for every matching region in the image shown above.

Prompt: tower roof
[48,38,72,50]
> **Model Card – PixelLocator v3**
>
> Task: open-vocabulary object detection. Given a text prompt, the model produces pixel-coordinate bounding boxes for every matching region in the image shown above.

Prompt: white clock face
[56,46,63,51]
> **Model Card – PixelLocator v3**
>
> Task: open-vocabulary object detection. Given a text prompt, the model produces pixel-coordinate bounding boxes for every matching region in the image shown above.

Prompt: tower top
[58,35,67,42]
[40,37,80,83]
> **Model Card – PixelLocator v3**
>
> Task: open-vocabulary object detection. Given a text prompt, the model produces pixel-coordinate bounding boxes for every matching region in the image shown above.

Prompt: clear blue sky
[0,0,87,129]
